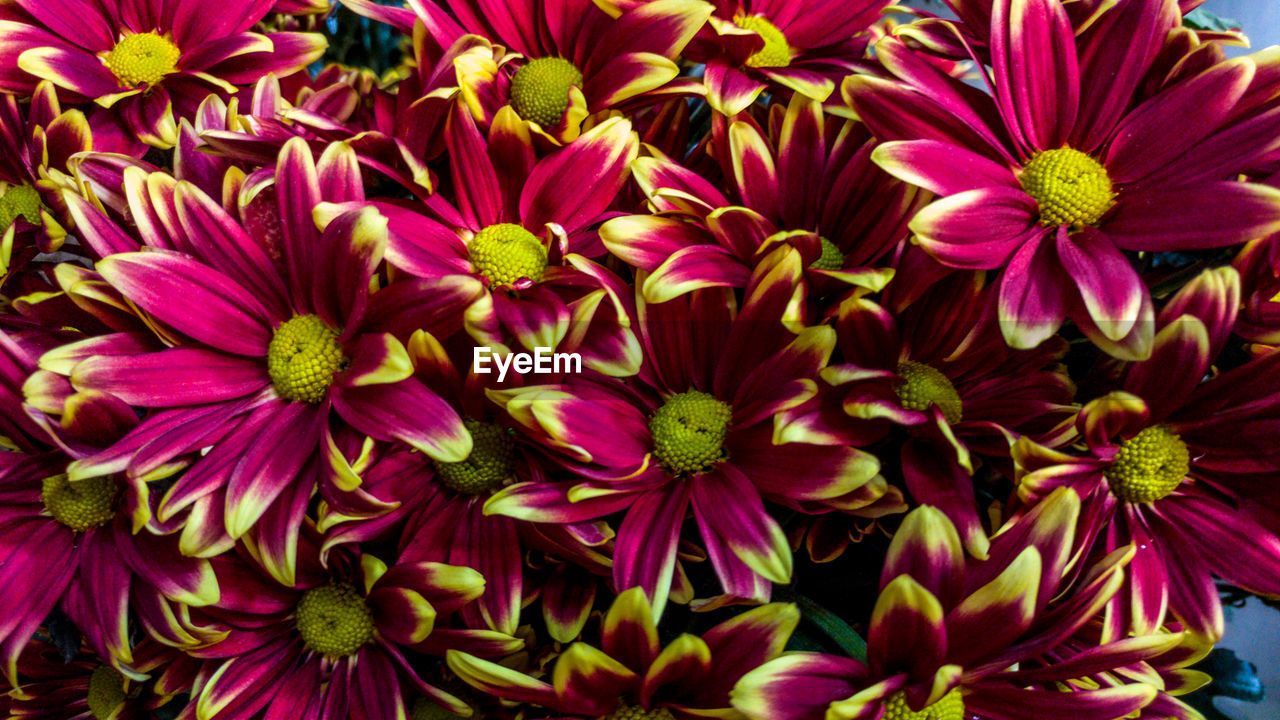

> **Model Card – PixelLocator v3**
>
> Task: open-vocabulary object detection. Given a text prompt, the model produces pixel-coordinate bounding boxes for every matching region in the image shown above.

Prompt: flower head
[448,587,798,719]
[0,0,326,147]
[848,0,1280,358]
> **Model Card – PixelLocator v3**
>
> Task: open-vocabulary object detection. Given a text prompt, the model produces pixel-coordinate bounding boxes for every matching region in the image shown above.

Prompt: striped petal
[552,643,638,715]
[868,575,946,681]
[602,586,660,674]
[445,650,559,707]
[881,505,965,607]
[692,466,792,584]
[614,482,691,620]
[997,232,1069,349]
[731,653,872,720]
[224,401,324,538]
[640,634,712,705]
[97,252,273,356]
[990,0,1079,151]
[911,188,1038,269]
[17,45,122,100]
[520,117,638,233]
[872,140,1019,196]
[944,547,1041,667]
[333,379,470,463]
[71,349,268,406]
[728,120,780,222]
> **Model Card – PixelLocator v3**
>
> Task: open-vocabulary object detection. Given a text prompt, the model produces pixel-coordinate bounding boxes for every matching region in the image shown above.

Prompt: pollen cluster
[436,419,517,494]
[509,57,583,128]
[732,15,792,68]
[0,184,43,229]
[295,583,375,657]
[41,474,118,532]
[883,689,965,720]
[104,32,180,87]
[602,705,676,720]
[87,666,127,720]
[810,237,845,270]
[1018,148,1115,228]
[267,314,346,405]
[895,361,963,424]
[468,223,549,288]
[649,390,733,476]
[1104,425,1190,503]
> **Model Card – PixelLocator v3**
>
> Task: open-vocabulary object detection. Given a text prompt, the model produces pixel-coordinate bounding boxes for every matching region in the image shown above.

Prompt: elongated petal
[881,505,965,607]
[17,45,122,100]
[313,206,387,331]
[14,0,113,51]
[692,466,792,584]
[867,575,946,680]
[1106,182,1280,251]
[872,140,1019,196]
[552,643,638,715]
[445,650,559,706]
[521,117,637,233]
[224,401,324,538]
[643,244,752,302]
[911,188,1038,269]
[600,214,702,270]
[901,439,988,560]
[585,52,678,107]
[97,252,273,355]
[727,120,780,221]
[944,547,1040,666]
[997,233,1068,349]
[72,349,268,406]
[1056,227,1143,342]
[990,0,1079,151]
[333,380,470,463]
[965,684,1156,720]
[732,653,872,720]
[602,586,660,674]
[1105,57,1253,184]
[614,482,691,620]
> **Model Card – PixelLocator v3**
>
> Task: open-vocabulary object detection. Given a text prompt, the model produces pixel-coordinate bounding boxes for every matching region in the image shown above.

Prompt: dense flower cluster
[1,0,1279,718]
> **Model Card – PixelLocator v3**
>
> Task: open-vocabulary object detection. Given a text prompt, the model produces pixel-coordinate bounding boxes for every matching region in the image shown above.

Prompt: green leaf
[790,592,867,661]
[1183,8,1241,33]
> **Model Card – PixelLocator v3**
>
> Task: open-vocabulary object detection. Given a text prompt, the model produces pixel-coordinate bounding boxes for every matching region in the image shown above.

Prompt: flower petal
[71,349,268,406]
[97,252,273,356]
[334,379,470,463]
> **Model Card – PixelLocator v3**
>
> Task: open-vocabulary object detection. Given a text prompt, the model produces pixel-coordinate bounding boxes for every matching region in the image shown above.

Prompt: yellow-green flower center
[87,666,127,720]
[883,689,964,720]
[895,361,963,425]
[1104,426,1190,503]
[295,583,375,657]
[509,57,583,129]
[0,184,43,229]
[649,390,732,476]
[810,237,844,270]
[1018,148,1115,228]
[601,706,676,720]
[104,32,180,87]
[468,223,549,288]
[436,418,517,494]
[733,15,792,68]
[41,474,118,532]
[267,314,346,405]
